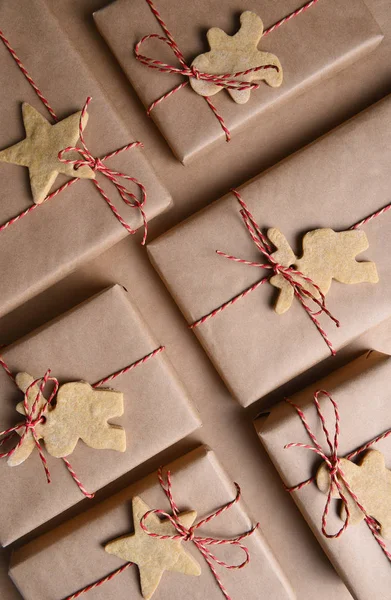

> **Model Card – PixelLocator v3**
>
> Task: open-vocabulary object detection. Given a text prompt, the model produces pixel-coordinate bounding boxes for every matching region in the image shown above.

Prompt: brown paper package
[148,95,391,407]
[9,446,295,600]
[0,0,171,319]
[93,0,383,163]
[255,350,391,600]
[0,285,201,547]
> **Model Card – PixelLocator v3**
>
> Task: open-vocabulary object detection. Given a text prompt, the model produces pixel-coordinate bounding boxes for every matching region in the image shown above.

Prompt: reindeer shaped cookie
[8,372,126,467]
[190,12,283,104]
[267,228,379,314]
[316,450,391,539]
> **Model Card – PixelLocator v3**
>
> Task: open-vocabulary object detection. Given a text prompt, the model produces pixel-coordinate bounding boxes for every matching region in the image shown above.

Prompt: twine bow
[0,366,93,497]
[285,390,391,561]
[63,464,258,600]
[0,370,58,483]
[0,346,164,500]
[140,467,259,600]
[134,0,281,142]
[58,96,148,245]
[134,0,325,143]
[191,190,339,355]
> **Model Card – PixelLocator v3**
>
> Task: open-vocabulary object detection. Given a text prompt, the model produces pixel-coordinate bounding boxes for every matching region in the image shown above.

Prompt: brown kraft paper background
[148,95,391,407]
[93,0,383,163]
[9,446,294,600]
[255,350,391,600]
[1,0,391,598]
[0,0,171,319]
[0,284,201,547]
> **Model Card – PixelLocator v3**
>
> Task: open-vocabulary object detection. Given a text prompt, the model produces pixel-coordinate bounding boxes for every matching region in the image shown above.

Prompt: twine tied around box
[0,346,165,498]
[135,0,321,142]
[190,189,391,355]
[64,467,259,600]
[0,30,149,244]
[285,390,391,561]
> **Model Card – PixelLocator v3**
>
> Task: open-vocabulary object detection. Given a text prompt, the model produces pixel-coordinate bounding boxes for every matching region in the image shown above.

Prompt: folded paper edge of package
[92,0,383,163]
[254,349,391,600]
[8,445,295,600]
[254,349,389,442]
[0,284,202,547]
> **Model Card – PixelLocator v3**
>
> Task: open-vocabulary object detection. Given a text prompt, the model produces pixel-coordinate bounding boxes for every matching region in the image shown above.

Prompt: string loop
[140,469,258,580]
[192,190,339,355]
[285,391,391,560]
[135,0,321,142]
[0,346,165,498]
[58,96,148,245]
[0,31,149,244]
[0,370,58,484]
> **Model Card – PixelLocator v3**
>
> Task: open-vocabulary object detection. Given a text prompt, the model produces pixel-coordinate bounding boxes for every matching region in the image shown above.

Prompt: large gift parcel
[255,350,391,600]
[0,285,200,546]
[94,0,382,162]
[148,95,391,406]
[9,446,294,600]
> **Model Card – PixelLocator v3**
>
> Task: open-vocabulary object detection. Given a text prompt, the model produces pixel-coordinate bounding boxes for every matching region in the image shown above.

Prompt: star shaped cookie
[0,103,95,204]
[105,496,201,599]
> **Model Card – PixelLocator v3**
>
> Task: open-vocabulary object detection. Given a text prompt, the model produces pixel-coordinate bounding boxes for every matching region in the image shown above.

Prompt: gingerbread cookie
[8,372,125,467]
[190,12,282,104]
[316,449,391,539]
[268,227,379,314]
[105,496,201,599]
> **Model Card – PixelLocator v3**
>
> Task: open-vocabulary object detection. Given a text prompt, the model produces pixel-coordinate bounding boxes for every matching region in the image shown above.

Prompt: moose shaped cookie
[316,449,391,539]
[267,228,379,314]
[190,11,283,104]
[8,372,126,467]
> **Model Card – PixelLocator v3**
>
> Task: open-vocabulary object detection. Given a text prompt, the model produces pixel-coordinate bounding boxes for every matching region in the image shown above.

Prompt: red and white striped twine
[285,390,391,561]
[263,0,321,36]
[64,467,258,600]
[135,0,320,142]
[190,190,391,356]
[191,190,340,355]
[0,347,165,498]
[0,37,148,244]
[0,29,58,121]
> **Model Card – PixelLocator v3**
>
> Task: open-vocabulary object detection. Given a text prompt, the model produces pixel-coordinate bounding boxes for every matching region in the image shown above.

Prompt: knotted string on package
[0,31,149,244]
[0,346,164,498]
[64,467,259,600]
[135,0,321,141]
[190,189,391,356]
[285,390,391,561]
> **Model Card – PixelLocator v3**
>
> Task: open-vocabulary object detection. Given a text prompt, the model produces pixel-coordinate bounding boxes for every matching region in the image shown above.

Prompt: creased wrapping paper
[94,0,383,163]
[9,446,294,600]
[0,285,201,546]
[0,0,171,319]
[148,95,391,407]
[255,350,391,600]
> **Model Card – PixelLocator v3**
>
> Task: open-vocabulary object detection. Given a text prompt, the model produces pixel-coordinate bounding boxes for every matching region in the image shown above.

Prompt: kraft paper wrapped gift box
[255,350,391,600]
[148,95,391,407]
[9,446,295,600]
[0,284,201,547]
[94,0,383,163]
[0,0,171,319]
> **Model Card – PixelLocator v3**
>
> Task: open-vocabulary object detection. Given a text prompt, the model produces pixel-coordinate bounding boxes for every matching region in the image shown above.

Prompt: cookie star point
[105,496,201,599]
[0,103,95,204]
